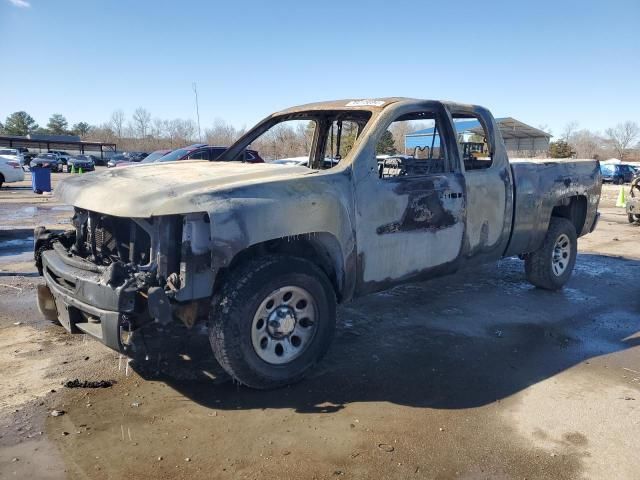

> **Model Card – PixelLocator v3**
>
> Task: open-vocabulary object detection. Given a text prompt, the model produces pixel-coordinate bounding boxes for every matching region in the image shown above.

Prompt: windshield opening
[219,110,372,170]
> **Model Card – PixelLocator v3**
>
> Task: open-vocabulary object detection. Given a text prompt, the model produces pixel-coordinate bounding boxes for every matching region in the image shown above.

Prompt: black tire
[209,255,336,389]
[0,173,4,188]
[629,214,636,224]
[525,217,577,290]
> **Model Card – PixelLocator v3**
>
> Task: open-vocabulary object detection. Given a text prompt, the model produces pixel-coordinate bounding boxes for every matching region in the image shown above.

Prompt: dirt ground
[0,169,638,480]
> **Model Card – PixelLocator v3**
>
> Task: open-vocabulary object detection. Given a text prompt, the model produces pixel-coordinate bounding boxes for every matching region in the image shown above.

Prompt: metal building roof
[406,117,552,140]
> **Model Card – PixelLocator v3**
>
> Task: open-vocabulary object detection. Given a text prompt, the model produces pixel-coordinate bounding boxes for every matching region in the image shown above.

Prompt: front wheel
[209,255,336,389]
[525,217,577,290]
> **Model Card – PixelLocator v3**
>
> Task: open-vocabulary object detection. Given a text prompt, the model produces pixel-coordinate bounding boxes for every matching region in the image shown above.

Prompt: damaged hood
[56,161,314,217]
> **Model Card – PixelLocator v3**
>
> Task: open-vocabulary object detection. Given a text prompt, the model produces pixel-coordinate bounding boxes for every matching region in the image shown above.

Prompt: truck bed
[505,159,601,256]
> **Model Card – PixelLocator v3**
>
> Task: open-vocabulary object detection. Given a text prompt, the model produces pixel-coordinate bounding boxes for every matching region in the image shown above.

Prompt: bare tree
[109,110,126,139]
[132,107,151,139]
[605,121,639,160]
[571,129,605,159]
[389,120,432,155]
[205,119,245,146]
[537,124,552,136]
[561,121,579,143]
[166,119,196,148]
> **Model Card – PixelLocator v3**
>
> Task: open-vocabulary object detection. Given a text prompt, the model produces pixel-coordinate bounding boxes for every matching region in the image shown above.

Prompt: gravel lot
[0,169,638,479]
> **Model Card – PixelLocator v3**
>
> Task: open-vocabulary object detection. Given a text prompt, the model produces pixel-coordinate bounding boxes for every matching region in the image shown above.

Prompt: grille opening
[74,209,151,266]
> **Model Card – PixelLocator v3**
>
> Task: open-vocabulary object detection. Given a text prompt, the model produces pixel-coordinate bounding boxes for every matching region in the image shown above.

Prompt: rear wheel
[0,173,4,188]
[209,255,336,389]
[525,217,577,290]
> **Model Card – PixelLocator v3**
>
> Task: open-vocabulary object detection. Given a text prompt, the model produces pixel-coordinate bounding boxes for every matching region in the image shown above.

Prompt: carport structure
[0,133,116,160]
[405,117,551,157]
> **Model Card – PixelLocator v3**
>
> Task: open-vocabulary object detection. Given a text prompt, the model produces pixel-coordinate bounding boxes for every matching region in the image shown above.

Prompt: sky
[1,0,639,138]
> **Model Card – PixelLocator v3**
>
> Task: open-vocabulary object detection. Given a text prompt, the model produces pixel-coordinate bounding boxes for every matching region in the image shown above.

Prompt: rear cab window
[451,115,493,171]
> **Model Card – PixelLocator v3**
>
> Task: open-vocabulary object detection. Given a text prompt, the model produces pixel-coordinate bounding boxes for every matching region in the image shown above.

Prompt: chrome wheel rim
[251,285,317,365]
[551,233,571,276]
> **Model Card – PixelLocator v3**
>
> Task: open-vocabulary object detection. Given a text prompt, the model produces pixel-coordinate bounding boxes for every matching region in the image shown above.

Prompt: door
[354,105,466,295]
[446,105,513,262]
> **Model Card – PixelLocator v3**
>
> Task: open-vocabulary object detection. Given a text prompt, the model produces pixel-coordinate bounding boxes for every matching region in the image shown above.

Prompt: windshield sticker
[345,100,386,107]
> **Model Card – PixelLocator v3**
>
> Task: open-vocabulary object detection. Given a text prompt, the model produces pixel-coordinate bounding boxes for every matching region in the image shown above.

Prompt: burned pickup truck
[34,98,602,389]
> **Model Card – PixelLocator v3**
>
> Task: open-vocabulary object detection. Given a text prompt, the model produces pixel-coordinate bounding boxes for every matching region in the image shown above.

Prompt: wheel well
[551,195,587,235]
[216,233,345,302]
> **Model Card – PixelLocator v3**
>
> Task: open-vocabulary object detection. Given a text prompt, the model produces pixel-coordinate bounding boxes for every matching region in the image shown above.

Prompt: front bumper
[39,245,137,351]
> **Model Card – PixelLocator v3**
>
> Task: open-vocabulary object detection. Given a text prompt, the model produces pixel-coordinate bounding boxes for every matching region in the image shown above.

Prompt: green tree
[47,114,69,134]
[376,129,397,155]
[549,140,574,158]
[4,111,39,135]
[72,121,92,137]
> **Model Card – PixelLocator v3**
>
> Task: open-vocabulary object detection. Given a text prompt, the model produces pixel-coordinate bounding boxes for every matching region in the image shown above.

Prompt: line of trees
[0,111,92,137]
[548,120,640,160]
[2,109,638,161]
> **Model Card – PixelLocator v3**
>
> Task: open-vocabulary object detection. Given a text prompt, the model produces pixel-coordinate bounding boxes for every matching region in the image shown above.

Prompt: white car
[0,155,26,187]
[0,148,25,166]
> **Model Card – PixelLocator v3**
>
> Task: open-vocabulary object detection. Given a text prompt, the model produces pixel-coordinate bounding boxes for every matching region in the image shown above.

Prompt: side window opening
[379,112,451,179]
[452,115,493,170]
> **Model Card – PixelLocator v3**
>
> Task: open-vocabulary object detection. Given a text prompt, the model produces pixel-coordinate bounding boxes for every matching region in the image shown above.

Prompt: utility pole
[192,82,202,142]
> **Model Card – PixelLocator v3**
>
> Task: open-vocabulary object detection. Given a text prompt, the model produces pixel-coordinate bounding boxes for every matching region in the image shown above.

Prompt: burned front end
[34,208,213,351]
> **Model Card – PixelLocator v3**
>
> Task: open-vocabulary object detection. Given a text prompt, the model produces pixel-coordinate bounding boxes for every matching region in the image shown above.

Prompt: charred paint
[376,190,457,234]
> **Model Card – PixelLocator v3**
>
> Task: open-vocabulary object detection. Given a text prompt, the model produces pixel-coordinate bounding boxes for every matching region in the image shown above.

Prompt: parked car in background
[85,154,105,166]
[66,155,95,172]
[106,153,128,168]
[600,163,634,184]
[31,153,63,171]
[271,157,338,168]
[0,156,25,187]
[0,148,25,166]
[116,149,171,168]
[125,151,149,162]
[22,152,38,168]
[271,157,309,166]
[156,144,264,163]
[48,150,71,167]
